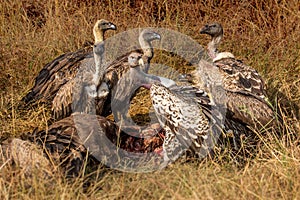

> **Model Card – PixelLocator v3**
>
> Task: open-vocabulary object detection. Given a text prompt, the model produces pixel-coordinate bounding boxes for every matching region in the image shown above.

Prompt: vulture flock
[0,20,278,177]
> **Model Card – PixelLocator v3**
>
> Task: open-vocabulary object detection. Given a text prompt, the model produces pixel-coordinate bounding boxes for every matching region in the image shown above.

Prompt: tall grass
[0,0,299,199]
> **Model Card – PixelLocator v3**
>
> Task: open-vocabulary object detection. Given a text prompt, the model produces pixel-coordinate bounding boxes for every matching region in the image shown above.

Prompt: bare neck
[93,45,104,85]
[139,37,154,73]
[94,30,105,43]
[139,37,153,59]
[207,34,222,59]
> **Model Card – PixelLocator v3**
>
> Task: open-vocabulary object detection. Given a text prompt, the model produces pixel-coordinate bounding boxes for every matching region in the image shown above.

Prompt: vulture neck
[139,37,154,73]
[93,43,103,85]
[139,36,154,60]
[207,34,223,59]
[93,29,105,43]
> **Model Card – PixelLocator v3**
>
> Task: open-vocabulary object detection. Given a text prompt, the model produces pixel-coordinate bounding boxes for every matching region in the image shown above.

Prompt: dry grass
[0,0,299,199]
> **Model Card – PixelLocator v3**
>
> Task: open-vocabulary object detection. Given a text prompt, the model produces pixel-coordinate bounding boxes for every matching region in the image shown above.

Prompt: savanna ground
[0,0,300,199]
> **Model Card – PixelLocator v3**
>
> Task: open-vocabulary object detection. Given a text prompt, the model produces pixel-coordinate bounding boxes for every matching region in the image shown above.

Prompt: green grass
[0,0,299,199]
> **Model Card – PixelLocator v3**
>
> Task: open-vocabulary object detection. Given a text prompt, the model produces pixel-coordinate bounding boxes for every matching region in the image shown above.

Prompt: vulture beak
[153,32,161,40]
[109,23,117,30]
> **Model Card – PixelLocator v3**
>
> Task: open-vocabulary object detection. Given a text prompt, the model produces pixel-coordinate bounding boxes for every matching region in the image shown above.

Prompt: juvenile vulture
[22,19,116,105]
[189,22,276,128]
[199,23,266,99]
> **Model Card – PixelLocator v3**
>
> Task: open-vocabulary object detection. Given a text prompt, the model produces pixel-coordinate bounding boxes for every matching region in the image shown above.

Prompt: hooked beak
[109,23,117,30]
[153,33,161,40]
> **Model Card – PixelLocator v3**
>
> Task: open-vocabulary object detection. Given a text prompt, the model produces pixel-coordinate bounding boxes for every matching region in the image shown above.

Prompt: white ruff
[213,52,235,62]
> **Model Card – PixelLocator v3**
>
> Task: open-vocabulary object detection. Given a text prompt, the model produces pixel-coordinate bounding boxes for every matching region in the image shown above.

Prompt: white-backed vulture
[22,19,116,104]
[94,29,165,118]
[109,50,163,123]
[149,82,224,164]
[24,113,117,176]
[51,38,106,120]
[194,22,276,128]
[200,23,267,99]
[149,81,257,165]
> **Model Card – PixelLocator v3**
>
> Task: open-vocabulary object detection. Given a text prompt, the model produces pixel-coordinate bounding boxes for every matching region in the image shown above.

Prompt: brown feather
[1,138,53,177]
[21,113,163,175]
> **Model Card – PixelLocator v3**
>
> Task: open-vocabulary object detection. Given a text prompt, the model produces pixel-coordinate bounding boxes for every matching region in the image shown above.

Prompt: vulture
[187,22,276,129]
[51,38,106,119]
[22,19,116,105]
[1,112,164,176]
[149,82,224,164]
[149,81,258,165]
[34,114,165,174]
[0,114,118,177]
[99,29,170,120]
